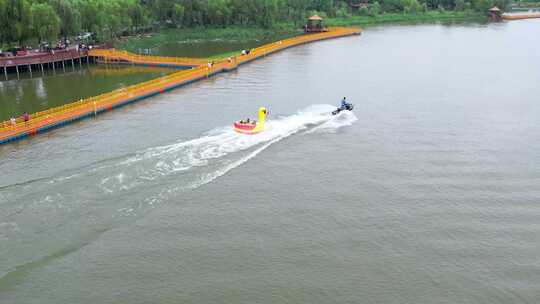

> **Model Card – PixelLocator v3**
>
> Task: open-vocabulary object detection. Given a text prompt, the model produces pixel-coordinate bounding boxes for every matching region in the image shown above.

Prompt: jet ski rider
[341,97,348,109]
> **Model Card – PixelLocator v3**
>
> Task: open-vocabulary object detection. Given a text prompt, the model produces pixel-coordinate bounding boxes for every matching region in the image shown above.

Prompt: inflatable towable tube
[234,107,267,134]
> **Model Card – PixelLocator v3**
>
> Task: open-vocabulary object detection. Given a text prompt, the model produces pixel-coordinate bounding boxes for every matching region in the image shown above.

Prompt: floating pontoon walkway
[503,12,540,20]
[0,27,361,144]
[88,49,207,68]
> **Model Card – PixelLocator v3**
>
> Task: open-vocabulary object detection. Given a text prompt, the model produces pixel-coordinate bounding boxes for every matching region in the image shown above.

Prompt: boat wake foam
[108,104,356,189]
[4,104,358,210]
[2,104,358,213]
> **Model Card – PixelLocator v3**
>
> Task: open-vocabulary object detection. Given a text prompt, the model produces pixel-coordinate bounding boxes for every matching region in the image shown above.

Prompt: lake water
[0,65,176,121]
[1,20,540,303]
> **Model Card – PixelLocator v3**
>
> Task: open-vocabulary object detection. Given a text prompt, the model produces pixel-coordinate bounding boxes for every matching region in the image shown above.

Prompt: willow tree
[31,3,61,43]
[0,0,32,45]
[50,0,81,39]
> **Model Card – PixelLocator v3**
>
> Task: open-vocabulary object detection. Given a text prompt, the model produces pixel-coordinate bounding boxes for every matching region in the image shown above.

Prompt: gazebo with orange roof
[304,15,327,33]
[488,6,502,21]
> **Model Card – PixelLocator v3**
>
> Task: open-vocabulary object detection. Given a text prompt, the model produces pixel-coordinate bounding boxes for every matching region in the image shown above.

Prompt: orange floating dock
[89,49,207,68]
[502,12,540,20]
[0,27,361,144]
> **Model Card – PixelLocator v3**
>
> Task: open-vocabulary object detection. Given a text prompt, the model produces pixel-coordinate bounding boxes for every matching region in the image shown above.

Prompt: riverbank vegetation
[0,0,509,49]
[326,11,486,26]
[114,27,300,54]
[114,9,484,56]
[511,0,540,7]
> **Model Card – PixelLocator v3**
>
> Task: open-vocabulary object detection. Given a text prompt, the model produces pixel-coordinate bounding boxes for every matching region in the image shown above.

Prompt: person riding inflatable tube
[234,107,267,134]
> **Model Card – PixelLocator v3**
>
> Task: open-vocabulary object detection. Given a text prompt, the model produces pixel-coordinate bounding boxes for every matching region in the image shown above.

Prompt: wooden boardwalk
[1,48,89,79]
[0,48,88,68]
[0,27,361,144]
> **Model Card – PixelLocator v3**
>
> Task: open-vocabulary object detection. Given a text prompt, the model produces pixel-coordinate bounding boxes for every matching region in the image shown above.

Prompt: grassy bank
[326,11,487,27]
[114,26,300,55]
[113,11,486,59]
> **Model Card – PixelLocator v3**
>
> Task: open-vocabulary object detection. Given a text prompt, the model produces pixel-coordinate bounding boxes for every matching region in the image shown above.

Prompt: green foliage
[358,6,369,16]
[50,0,80,38]
[173,3,185,25]
[0,0,32,44]
[473,0,492,12]
[334,0,350,18]
[335,6,350,18]
[370,2,382,15]
[114,26,299,55]
[404,0,421,14]
[382,0,407,12]
[31,3,61,43]
[455,0,466,10]
[326,10,485,26]
[492,0,510,9]
[0,0,502,46]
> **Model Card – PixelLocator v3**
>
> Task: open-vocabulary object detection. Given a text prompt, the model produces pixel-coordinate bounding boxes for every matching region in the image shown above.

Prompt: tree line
[0,0,509,46]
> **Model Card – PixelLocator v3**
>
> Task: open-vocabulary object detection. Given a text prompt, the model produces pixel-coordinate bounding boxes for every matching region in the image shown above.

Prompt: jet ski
[332,103,354,115]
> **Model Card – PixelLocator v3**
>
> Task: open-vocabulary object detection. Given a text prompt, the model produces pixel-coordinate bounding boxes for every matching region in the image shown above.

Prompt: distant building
[304,15,327,33]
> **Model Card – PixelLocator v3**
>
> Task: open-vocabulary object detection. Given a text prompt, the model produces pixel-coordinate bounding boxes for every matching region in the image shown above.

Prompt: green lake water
[121,36,292,58]
[0,65,176,121]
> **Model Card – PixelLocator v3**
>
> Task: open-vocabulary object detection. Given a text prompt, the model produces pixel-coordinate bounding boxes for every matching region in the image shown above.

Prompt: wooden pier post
[62,60,65,72]
[40,63,44,76]
[15,65,19,79]
[52,61,56,73]
[3,66,7,80]
[28,64,32,77]
[71,58,75,70]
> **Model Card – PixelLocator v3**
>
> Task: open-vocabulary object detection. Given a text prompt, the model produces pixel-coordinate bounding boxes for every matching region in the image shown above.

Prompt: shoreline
[326,11,487,27]
[114,11,485,59]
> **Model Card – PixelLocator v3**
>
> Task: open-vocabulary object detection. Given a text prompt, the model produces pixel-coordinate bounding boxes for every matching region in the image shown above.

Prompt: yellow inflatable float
[234,107,267,134]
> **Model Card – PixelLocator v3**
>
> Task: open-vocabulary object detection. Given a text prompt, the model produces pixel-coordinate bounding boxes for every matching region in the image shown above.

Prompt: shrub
[473,0,493,11]
[455,0,466,10]
[335,7,350,18]
[359,6,369,15]
[370,1,382,15]
[404,0,421,14]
